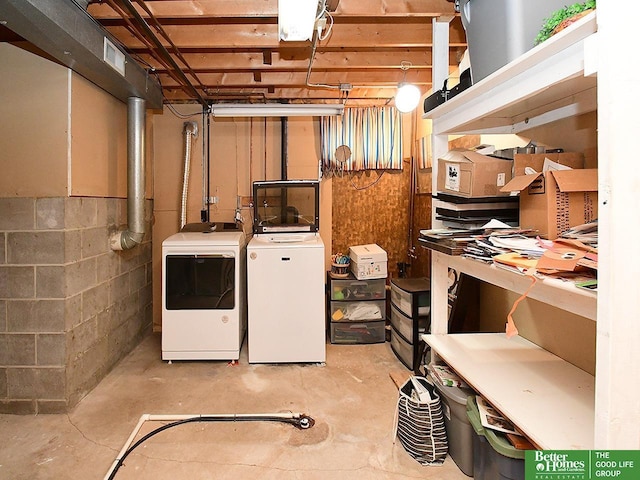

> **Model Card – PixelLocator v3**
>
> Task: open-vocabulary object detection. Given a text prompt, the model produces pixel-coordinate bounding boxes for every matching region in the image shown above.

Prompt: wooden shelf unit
[421,10,640,450]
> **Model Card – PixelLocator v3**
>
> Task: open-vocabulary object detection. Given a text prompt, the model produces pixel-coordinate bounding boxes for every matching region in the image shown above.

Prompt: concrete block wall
[0,197,153,414]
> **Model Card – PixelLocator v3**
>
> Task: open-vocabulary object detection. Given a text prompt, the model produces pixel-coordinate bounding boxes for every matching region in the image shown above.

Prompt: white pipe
[180,121,198,229]
[103,411,306,479]
[104,413,149,480]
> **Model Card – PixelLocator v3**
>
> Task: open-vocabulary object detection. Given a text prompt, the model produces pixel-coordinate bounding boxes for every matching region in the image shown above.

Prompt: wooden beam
[157,69,433,87]
[88,0,457,19]
[101,19,466,49]
[133,50,464,71]
[262,49,272,65]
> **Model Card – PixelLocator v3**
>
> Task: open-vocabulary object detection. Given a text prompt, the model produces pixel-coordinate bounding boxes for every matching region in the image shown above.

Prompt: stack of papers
[428,364,469,388]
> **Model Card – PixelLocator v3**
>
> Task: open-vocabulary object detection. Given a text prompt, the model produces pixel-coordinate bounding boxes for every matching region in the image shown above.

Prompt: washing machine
[162,225,246,361]
[247,233,325,363]
[247,180,326,363]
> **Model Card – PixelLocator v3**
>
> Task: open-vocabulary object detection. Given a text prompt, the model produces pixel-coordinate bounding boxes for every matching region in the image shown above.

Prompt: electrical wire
[305,1,341,91]
[165,102,202,119]
[348,170,386,190]
[319,8,334,41]
[107,413,315,480]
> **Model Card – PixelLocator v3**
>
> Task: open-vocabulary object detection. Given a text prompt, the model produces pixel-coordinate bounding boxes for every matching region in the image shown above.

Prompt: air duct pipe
[110,97,147,251]
[180,121,199,229]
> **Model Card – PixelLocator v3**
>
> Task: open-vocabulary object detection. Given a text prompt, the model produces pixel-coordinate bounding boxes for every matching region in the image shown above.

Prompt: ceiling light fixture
[210,103,344,118]
[278,0,320,42]
[395,61,421,113]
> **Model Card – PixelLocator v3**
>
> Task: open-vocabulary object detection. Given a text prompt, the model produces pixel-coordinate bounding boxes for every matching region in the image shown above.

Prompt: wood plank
[389,371,411,390]
[88,0,457,18]
[103,22,465,49]
[161,87,398,102]
[422,333,595,450]
[424,12,597,134]
[156,70,433,86]
[443,254,597,321]
[132,50,452,69]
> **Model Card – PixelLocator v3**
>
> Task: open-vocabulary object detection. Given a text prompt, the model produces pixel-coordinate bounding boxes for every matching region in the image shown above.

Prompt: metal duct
[180,122,199,229]
[0,0,162,109]
[110,97,146,251]
[72,0,91,9]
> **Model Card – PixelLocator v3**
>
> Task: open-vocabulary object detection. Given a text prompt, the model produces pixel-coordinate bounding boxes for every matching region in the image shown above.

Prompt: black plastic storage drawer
[388,303,429,344]
[390,326,424,370]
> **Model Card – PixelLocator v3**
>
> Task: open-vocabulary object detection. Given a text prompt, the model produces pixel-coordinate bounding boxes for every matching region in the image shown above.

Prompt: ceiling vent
[103,37,126,76]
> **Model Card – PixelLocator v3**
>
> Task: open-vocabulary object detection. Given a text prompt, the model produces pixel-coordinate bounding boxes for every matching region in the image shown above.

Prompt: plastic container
[329,299,386,322]
[329,276,386,301]
[389,304,415,343]
[330,320,385,344]
[430,376,475,477]
[389,277,430,317]
[330,262,350,278]
[459,0,568,83]
[466,396,525,480]
[388,304,429,345]
[389,326,426,371]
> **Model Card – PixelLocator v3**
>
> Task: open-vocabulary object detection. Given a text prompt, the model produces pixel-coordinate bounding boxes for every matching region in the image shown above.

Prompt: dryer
[162,229,246,360]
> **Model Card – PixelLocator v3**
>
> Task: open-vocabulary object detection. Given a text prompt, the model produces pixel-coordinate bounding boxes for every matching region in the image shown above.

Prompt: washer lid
[162,231,245,247]
[252,180,320,234]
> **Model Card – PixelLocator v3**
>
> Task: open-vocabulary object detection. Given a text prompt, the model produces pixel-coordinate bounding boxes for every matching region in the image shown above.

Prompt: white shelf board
[422,333,595,450]
[443,253,597,321]
[423,11,597,135]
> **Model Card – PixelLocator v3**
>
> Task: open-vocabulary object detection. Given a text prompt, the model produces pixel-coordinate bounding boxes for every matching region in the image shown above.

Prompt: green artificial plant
[535,0,596,45]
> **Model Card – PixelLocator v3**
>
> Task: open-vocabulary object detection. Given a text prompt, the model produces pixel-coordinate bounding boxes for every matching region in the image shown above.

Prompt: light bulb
[395,83,421,113]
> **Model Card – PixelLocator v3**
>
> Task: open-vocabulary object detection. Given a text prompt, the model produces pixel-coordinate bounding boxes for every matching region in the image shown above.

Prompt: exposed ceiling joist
[2,0,466,106]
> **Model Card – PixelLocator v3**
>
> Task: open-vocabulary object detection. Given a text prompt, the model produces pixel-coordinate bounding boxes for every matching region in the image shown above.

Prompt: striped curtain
[320,106,403,175]
[416,136,432,169]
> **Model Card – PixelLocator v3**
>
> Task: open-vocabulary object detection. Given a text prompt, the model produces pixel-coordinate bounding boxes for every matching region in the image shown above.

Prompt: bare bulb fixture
[395,83,421,113]
[395,61,421,113]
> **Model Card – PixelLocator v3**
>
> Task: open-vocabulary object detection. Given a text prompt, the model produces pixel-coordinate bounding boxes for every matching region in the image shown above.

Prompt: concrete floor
[0,333,470,480]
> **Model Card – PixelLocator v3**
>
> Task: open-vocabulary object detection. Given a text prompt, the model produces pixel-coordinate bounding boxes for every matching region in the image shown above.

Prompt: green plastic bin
[466,396,525,480]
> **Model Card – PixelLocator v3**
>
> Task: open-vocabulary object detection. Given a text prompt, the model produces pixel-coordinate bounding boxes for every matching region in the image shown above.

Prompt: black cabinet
[388,277,430,372]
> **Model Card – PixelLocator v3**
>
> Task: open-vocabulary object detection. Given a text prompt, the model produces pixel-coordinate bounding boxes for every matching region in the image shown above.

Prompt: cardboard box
[437,150,513,198]
[349,244,388,280]
[501,169,598,239]
[513,152,584,176]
